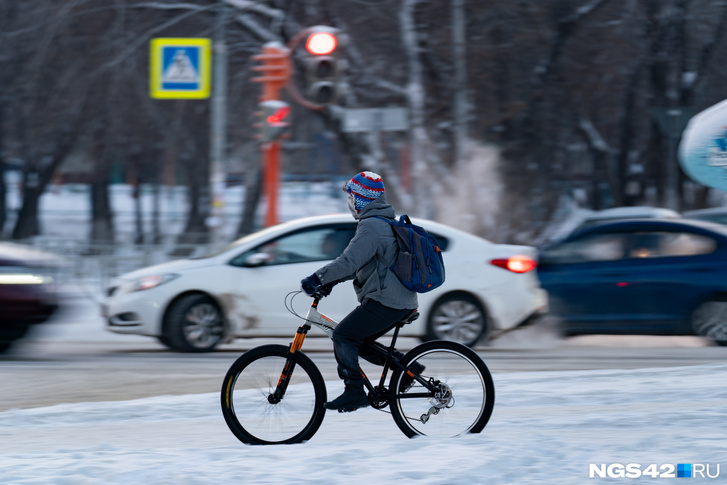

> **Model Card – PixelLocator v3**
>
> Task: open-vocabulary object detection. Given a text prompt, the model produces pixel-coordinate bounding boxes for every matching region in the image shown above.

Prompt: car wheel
[425,294,488,347]
[163,294,225,352]
[156,335,173,348]
[691,300,727,346]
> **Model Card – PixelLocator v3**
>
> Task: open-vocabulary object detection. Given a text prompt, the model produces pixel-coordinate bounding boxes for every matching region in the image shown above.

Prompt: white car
[104,214,546,351]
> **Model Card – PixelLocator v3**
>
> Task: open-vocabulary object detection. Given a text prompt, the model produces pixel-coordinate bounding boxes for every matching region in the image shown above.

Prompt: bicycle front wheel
[389,340,494,438]
[221,344,327,445]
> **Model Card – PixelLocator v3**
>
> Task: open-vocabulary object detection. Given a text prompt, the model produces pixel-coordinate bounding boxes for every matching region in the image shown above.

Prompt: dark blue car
[537,219,727,345]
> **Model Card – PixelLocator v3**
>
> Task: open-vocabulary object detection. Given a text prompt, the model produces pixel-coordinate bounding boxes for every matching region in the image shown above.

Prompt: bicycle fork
[268,323,311,404]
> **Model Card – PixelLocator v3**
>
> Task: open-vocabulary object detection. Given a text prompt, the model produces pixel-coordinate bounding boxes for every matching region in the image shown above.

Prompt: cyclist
[301,171,420,412]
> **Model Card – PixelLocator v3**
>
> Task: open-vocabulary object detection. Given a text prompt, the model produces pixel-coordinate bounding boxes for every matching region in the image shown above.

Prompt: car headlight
[0,267,52,285]
[132,274,179,292]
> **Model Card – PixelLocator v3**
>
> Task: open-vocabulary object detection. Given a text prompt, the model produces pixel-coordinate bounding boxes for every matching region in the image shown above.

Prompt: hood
[114,258,214,281]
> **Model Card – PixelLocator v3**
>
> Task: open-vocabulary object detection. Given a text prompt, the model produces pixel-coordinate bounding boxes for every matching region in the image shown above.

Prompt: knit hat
[344,171,385,212]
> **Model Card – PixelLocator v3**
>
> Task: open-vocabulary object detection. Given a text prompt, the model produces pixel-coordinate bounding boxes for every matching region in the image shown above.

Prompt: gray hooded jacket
[315,195,418,310]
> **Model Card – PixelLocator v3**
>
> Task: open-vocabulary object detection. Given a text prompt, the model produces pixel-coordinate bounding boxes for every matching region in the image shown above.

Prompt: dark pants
[332,299,414,387]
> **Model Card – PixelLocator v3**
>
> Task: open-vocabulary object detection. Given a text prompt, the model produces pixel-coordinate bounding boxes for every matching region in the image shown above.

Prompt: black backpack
[376,215,445,293]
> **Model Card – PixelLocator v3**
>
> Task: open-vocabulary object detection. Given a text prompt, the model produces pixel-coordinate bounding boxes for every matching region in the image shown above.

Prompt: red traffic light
[266,106,290,124]
[306,32,337,55]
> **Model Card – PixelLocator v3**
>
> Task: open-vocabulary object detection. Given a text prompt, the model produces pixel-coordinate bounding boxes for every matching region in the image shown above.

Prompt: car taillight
[490,255,537,273]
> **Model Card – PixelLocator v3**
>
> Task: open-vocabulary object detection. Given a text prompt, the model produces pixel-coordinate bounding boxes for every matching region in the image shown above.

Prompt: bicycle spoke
[221,345,327,445]
[390,341,494,438]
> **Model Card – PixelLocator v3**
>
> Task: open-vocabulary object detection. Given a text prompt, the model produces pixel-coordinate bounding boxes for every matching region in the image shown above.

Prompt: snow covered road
[1,364,725,484]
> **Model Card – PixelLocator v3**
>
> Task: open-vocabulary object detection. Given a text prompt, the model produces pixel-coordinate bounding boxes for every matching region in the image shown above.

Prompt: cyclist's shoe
[399,361,426,392]
[324,385,370,412]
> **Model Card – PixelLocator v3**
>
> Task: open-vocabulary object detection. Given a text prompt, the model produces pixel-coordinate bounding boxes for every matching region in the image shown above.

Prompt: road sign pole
[208,0,228,243]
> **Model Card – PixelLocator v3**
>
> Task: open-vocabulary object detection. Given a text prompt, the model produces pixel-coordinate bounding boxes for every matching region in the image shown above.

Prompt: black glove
[301,273,339,297]
[301,273,323,296]
[318,281,338,297]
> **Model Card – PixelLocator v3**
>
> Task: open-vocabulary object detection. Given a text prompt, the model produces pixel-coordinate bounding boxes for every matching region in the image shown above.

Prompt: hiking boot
[324,385,370,412]
[399,361,426,392]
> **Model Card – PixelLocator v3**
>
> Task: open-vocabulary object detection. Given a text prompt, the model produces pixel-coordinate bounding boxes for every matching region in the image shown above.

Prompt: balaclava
[344,171,385,216]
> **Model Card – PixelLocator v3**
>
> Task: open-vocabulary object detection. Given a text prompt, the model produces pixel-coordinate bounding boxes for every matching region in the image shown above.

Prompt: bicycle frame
[276,295,436,404]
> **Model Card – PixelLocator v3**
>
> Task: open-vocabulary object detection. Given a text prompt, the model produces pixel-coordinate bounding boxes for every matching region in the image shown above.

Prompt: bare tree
[8,0,727,248]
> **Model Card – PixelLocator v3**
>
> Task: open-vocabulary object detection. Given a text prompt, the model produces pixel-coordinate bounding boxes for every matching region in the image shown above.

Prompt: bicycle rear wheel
[389,340,494,438]
[221,344,327,445]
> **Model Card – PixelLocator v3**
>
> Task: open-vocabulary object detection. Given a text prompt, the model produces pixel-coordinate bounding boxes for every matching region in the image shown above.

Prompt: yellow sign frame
[150,38,211,99]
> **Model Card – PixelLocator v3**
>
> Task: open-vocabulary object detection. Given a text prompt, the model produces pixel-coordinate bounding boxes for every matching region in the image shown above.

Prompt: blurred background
[4,1,727,340]
[5,1,727,244]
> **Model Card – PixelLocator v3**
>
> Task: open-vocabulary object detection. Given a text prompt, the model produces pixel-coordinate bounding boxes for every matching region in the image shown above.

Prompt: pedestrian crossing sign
[150,38,211,99]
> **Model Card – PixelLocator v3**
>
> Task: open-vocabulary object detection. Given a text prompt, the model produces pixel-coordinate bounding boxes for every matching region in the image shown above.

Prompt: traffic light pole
[263,141,281,227]
[250,28,343,227]
[252,43,291,227]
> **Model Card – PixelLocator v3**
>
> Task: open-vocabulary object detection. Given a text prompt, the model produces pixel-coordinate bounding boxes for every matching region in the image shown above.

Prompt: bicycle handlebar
[311,290,327,302]
[311,286,332,299]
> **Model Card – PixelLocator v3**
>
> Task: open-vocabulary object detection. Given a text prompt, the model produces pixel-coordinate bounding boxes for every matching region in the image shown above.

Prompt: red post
[263,142,280,227]
[252,44,291,226]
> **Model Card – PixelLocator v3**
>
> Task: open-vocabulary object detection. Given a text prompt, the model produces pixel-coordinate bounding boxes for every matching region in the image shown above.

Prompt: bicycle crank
[368,386,389,410]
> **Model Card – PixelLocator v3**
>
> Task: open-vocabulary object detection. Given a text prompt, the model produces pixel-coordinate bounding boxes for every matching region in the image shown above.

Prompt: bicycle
[220,290,495,445]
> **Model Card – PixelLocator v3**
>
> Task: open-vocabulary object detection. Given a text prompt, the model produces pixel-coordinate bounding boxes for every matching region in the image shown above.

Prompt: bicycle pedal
[337,406,359,413]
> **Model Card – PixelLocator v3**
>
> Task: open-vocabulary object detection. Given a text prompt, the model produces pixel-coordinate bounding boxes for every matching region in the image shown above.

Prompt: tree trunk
[452,0,467,166]
[133,179,144,245]
[90,178,115,250]
[171,155,210,257]
[0,106,6,237]
[10,93,86,241]
[152,177,162,245]
[237,161,262,237]
[11,181,41,240]
[88,120,115,249]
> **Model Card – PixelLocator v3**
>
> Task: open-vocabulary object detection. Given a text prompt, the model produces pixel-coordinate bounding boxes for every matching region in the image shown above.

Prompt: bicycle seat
[398,310,419,326]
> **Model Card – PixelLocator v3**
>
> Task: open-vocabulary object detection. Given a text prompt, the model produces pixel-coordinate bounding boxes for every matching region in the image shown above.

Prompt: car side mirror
[243,252,270,267]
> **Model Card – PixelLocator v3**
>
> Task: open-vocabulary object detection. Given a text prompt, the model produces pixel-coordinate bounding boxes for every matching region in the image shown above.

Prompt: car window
[542,230,719,265]
[687,213,727,226]
[626,231,716,258]
[230,225,356,267]
[540,233,628,264]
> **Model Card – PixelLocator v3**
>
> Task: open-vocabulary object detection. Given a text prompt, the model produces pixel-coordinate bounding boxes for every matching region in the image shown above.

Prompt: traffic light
[303,26,346,105]
[259,100,290,142]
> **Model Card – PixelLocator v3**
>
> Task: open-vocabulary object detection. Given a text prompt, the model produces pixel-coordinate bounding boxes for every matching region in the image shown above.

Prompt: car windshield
[230,225,355,267]
[191,225,286,259]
